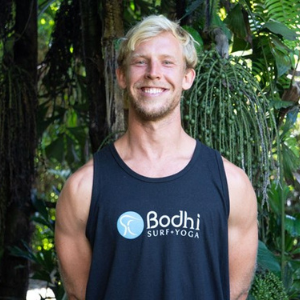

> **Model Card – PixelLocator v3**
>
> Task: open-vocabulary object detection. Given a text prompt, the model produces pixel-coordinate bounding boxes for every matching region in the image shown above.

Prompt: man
[55,15,258,300]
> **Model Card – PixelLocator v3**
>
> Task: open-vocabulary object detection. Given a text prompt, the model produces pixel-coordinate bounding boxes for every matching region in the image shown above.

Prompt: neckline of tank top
[109,140,202,183]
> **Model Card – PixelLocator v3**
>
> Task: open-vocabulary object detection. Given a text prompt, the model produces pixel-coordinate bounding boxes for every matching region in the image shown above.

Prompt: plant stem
[279,143,285,279]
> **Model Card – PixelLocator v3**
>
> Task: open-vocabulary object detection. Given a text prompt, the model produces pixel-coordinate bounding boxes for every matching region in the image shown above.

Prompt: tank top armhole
[215,152,230,218]
[85,152,101,244]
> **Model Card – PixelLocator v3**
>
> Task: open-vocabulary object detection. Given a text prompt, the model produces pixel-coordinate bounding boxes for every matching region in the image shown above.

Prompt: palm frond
[183,50,279,201]
[264,0,300,26]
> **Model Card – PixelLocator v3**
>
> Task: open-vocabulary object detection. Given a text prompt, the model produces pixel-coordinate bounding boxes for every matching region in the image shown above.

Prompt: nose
[146,60,161,80]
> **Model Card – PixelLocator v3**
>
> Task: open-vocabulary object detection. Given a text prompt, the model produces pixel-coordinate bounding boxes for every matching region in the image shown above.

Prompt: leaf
[269,37,292,77]
[32,197,49,221]
[286,107,300,126]
[182,25,203,54]
[285,215,300,237]
[290,247,300,255]
[31,215,53,229]
[231,37,251,52]
[257,241,281,273]
[269,99,294,109]
[224,4,249,40]
[263,21,298,41]
[67,126,87,147]
[181,0,205,20]
[282,141,300,182]
[45,134,65,162]
[268,182,291,216]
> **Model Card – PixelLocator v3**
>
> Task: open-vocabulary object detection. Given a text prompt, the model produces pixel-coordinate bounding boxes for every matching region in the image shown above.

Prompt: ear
[116,67,127,89]
[182,68,196,91]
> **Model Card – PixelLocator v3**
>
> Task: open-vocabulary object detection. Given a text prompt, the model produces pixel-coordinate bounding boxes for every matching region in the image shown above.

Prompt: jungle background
[0,0,299,299]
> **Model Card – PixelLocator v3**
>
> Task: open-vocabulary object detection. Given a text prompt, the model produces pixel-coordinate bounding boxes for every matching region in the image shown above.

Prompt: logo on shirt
[117,210,200,239]
[117,211,144,239]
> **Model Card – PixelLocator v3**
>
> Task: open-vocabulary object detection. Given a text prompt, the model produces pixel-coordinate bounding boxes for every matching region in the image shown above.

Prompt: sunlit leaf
[263,21,298,40]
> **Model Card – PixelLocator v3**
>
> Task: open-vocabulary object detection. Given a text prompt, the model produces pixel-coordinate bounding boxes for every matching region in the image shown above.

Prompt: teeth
[143,88,164,94]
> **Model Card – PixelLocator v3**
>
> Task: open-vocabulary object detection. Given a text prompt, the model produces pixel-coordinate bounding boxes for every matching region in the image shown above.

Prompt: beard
[127,90,182,122]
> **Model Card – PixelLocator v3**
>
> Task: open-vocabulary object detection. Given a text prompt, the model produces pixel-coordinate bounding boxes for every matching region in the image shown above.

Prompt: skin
[55,31,258,300]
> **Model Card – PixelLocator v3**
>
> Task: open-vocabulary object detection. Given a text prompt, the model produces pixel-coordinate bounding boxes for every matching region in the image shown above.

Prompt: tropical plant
[11,194,65,299]
[183,49,278,200]
[1,0,299,298]
[249,270,289,300]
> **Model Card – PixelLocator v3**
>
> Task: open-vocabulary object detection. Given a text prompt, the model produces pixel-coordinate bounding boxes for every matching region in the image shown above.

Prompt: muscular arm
[55,161,93,300]
[224,159,258,300]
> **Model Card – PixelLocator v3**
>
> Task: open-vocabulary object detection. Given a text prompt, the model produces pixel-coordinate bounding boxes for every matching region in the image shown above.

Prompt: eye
[163,60,174,66]
[133,59,147,65]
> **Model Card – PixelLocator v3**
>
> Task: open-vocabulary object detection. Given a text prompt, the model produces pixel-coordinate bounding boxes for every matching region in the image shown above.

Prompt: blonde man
[55,15,258,300]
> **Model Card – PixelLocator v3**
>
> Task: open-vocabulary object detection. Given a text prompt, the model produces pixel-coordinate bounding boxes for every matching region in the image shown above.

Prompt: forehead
[130,32,183,59]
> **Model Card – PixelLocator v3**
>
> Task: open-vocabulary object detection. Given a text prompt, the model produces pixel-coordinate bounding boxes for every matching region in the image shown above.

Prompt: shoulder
[64,159,94,198]
[222,157,255,197]
[56,159,94,229]
[222,158,257,224]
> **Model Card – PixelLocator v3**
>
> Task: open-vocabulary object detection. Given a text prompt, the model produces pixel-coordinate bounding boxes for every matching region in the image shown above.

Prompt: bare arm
[55,160,93,300]
[224,159,258,300]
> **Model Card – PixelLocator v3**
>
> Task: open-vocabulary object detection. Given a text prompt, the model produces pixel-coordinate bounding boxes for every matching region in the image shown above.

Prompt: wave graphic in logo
[117,211,144,239]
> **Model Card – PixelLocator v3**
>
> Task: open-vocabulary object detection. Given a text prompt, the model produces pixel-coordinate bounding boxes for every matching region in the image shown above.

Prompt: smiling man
[55,15,258,300]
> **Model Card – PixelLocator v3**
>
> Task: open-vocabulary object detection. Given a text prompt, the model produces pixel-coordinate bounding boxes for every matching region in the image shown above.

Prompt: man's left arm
[224,159,258,300]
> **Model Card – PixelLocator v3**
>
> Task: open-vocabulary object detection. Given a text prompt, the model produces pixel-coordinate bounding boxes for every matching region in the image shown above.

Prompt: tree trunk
[0,0,37,298]
[79,0,108,152]
[102,0,125,135]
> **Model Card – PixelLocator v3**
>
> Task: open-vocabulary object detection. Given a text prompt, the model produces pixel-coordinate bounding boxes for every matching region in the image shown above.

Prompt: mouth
[141,87,167,95]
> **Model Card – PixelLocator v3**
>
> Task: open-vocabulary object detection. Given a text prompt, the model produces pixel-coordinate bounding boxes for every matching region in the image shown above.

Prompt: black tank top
[86,140,230,299]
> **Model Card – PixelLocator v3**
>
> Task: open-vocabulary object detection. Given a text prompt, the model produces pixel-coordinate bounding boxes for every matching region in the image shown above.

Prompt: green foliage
[250,271,289,300]
[10,196,65,300]
[243,0,299,89]
[37,0,59,62]
[258,179,300,299]
[1,0,298,297]
[183,49,278,200]
[256,241,281,273]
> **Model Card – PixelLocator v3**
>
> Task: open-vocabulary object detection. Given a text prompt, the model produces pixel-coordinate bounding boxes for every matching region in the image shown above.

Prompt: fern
[264,0,300,26]
[240,0,299,101]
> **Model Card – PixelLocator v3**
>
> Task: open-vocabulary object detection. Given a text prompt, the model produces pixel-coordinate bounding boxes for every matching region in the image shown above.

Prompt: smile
[142,87,166,94]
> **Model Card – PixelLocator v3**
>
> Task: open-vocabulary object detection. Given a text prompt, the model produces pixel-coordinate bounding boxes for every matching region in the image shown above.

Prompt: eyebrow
[130,53,178,61]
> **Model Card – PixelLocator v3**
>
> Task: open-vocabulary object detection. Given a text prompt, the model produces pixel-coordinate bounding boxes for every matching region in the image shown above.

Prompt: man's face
[117,32,195,121]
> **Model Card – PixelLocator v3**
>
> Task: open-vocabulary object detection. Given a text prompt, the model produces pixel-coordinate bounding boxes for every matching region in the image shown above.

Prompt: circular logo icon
[117,211,144,239]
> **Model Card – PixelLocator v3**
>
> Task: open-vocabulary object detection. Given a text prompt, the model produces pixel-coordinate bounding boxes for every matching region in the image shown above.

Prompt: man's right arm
[55,161,93,300]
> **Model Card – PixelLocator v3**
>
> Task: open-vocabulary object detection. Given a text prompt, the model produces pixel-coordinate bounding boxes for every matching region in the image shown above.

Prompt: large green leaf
[269,36,292,77]
[183,25,203,54]
[263,21,298,41]
[268,182,291,215]
[224,4,249,41]
[257,241,281,273]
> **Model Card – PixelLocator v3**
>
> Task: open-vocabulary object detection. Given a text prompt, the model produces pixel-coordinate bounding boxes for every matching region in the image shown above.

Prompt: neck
[114,108,196,177]
[122,107,189,157]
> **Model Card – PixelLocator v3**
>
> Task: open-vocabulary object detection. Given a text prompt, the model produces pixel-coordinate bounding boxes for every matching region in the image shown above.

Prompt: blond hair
[117,15,198,69]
